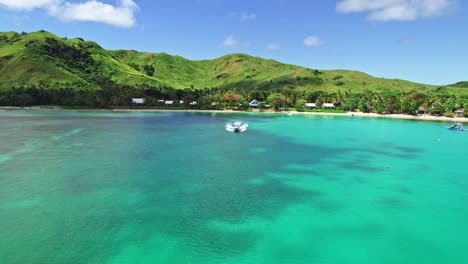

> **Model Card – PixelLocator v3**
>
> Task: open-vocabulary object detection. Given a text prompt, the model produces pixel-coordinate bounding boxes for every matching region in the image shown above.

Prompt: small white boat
[448,123,466,132]
[225,121,248,133]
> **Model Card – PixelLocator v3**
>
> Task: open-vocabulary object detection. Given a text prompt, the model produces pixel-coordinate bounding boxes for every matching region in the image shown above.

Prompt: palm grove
[2,83,467,117]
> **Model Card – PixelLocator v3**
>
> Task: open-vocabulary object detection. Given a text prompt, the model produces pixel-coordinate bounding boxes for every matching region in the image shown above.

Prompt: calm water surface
[1,110,467,264]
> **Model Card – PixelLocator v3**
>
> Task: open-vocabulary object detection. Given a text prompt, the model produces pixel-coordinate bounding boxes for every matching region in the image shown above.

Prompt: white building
[305,103,316,109]
[322,103,335,108]
[131,98,144,105]
[165,100,174,105]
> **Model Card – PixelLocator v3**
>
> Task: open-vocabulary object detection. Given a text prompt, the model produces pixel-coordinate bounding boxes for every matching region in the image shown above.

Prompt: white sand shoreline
[1,106,467,123]
[113,109,468,123]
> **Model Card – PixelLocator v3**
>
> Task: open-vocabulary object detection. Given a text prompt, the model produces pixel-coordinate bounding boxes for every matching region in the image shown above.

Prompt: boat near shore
[448,123,466,132]
[225,121,248,133]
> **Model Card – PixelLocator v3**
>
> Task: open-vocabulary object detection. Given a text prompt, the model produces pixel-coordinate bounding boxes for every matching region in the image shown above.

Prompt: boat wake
[225,121,248,133]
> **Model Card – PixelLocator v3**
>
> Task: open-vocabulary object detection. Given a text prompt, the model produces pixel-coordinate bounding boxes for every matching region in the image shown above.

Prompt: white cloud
[54,0,138,28]
[240,12,256,21]
[304,36,322,47]
[0,0,138,28]
[221,35,239,48]
[0,0,59,10]
[336,0,456,21]
[266,43,281,51]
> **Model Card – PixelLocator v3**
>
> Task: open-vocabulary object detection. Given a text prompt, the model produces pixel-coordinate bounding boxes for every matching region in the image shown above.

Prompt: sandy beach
[289,111,468,123]
[1,106,467,123]
[112,108,468,123]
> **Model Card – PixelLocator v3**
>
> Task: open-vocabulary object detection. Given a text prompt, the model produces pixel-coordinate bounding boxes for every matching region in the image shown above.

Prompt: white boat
[225,121,248,132]
[448,123,466,132]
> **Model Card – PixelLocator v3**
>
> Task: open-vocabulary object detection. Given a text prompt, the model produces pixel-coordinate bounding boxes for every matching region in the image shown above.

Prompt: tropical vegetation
[0,30,466,117]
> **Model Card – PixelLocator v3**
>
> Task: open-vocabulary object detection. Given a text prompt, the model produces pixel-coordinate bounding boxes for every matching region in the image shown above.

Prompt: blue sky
[0,0,466,85]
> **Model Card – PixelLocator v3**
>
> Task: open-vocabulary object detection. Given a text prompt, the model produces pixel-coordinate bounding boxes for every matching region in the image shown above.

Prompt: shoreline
[1,106,467,123]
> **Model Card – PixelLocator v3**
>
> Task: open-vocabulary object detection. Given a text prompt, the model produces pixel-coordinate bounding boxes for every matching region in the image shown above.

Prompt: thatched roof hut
[417,106,427,115]
[455,109,464,117]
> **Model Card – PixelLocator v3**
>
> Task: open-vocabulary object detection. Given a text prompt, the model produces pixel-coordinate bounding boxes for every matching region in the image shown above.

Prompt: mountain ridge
[0,30,465,95]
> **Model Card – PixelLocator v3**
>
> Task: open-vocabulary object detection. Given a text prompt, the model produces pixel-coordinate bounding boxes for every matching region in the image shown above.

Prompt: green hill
[450,81,468,88]
[0,31,164,90]
[109,50,441,93]
[0,30,465,96]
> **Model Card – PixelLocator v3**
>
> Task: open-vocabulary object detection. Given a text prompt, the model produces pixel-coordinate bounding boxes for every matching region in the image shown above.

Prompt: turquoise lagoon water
[0,110,467,264]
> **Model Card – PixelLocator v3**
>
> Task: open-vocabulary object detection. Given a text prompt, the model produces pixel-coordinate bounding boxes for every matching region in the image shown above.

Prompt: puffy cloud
[240,12,256,21]
[336,0,456,21]
[54,0,138,28]
[221,35,239,48]
[304,36,322,47]
[0,0,138,28]
[266,43,281,51]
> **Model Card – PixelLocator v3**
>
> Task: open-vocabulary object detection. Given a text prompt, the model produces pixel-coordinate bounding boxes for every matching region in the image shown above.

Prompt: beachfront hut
[179,100,184,104]
[305,103,316,109]
[416,106,427,115]
[189,101,197,106]
[322,103,335,108]
[211,102,219,106]
[417,106,427,115]
[165,100,174,106]
[455,109,464,117]
[131,98,145,105]
[249,99,258,107]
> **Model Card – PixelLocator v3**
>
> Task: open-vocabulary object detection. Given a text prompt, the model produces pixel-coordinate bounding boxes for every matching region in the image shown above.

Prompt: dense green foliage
[1,85,466,117]
[0,30,466,116]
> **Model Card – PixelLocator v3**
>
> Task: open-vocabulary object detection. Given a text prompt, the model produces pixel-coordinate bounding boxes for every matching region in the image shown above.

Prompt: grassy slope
[0,31,164,90]
[451,81,468,88]
[0,31,83,88]
[0,30,465,95]
[111,51,442,93]
[113,51,468,95]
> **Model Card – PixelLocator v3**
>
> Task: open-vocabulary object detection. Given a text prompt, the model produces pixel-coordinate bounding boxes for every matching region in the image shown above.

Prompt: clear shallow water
[0,110,467,264]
